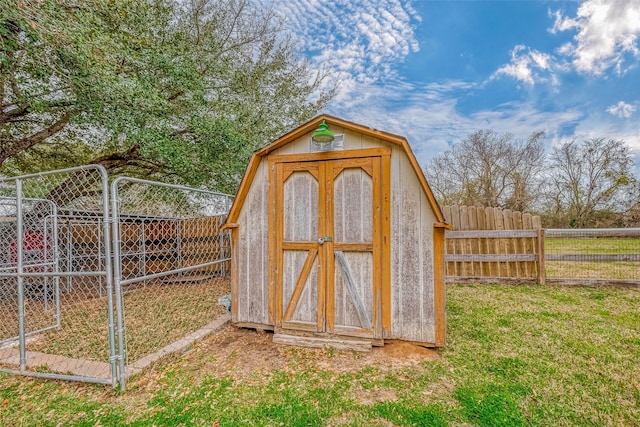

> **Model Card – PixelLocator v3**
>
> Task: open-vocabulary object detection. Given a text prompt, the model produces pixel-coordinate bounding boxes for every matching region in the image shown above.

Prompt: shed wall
[235,158,271,325]
[389,146,437,343]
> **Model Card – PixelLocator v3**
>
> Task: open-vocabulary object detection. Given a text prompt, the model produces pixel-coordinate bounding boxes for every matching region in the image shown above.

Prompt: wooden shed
[224,115,450,349]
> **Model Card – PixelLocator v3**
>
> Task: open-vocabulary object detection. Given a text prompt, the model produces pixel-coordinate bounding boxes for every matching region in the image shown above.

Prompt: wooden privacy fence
[71,215,230,280]
[442,205,545,283]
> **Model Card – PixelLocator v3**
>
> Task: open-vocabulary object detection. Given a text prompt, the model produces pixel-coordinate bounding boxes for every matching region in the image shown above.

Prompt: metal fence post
[15,179,26,372]
[93,166,118,389]
[536,229,546,285]
[110,177,127,391]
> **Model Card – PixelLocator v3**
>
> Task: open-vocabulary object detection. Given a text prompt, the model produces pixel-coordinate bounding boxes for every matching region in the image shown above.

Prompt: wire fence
[0,166,233,390]
[545,228,640,285]
[111,177,233,385]
[0,166,116,385]
[444,228,640,286]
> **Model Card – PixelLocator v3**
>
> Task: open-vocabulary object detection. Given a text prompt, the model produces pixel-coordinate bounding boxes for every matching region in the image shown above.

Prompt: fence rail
[444,224,640,286]
[545,254,640,262]
[546,228,640,238]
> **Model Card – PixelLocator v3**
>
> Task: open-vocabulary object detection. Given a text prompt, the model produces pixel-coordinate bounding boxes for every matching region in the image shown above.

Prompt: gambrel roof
[226,114,447,226]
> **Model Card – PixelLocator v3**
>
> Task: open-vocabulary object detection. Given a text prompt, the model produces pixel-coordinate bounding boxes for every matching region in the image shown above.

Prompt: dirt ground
[168,325,441,382]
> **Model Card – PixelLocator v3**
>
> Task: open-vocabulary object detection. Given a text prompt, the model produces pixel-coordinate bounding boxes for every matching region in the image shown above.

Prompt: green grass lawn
[1,284,639,426]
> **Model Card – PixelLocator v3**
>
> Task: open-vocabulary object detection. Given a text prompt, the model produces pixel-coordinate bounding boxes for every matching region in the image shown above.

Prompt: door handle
[318,236,333,245]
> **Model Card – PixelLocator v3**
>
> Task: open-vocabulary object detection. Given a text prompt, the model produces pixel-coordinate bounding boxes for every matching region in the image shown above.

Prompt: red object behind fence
[9,231,51,272]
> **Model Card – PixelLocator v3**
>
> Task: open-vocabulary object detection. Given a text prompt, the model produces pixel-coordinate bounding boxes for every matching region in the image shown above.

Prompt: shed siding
[420,190,436,343]
[389,146,437,343]
[271,127,383,155]
[236,158,270,325]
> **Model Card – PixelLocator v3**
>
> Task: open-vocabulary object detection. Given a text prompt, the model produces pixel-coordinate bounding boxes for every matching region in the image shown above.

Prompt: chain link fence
[0,167,233,389]
[111,177,232,386]
[0,166,117,385]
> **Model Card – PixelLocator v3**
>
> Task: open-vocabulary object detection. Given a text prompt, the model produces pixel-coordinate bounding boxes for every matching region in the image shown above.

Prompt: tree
[424,129,546,210]
[620,180,640,227]
[542,138,635,228]
[1,0,333,192]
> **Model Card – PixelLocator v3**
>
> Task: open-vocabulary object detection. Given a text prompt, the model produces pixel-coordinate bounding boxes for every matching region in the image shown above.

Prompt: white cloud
[327,80,584,166]
[334,79,640,176]
[491,45,556,86]
[606,101,637,118]
[264,0,640,175]
[550,0,640,75]
[264,0,420,101]
[493,1,640,85]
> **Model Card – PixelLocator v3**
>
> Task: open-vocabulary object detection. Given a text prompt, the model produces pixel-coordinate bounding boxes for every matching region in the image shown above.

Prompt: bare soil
[178,326,441,381]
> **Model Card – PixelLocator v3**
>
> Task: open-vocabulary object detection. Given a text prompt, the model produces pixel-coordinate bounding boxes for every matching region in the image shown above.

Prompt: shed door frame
[268,148,391,339]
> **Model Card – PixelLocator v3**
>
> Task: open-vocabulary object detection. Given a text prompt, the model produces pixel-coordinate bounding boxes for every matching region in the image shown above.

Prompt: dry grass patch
[121,277,229,362]
[4,277,230,364]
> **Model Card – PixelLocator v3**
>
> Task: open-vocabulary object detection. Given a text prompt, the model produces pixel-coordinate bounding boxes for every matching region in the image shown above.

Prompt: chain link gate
[0,168,233,390]
[0,166,117,386]
[110,177,233,389]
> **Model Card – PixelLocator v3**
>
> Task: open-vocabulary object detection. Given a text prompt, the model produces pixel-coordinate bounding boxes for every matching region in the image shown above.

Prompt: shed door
[274,156,383,339]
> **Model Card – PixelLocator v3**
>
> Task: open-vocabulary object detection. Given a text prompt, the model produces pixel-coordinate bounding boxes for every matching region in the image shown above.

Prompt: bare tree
[543,138,635,228]
[424,129,546,210]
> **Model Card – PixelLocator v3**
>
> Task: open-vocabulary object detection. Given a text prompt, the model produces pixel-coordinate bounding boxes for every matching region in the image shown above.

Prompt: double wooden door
[273,154,385,339]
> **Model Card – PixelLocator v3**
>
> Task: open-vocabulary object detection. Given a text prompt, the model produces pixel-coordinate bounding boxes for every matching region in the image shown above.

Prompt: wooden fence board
[532,215,542,229]
[503,209,515,276]
[485,207,496,276]
[476,208,488,276]
[495,210,507,276]
[442,205,542,280]
[522,213,534,277]
[450,205,460,230]
[449,205,460,276]
[442,206,452,227]
[468,206,480,276]
[459,205,471,276]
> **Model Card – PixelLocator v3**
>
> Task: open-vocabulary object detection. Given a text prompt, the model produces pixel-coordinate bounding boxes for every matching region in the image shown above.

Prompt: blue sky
[267,0,640,173]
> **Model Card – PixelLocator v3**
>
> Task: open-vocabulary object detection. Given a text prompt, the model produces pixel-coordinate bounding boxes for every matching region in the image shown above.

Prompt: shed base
[273,333,378,352]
